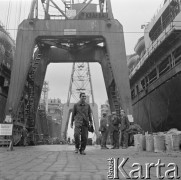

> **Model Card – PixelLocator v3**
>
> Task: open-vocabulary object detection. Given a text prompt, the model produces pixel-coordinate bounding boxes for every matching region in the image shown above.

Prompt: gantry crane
[5,0,133,144]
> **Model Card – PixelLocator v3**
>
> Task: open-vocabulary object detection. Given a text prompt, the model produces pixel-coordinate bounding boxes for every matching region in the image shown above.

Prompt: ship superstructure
[0,21,15,122]
[128,0,181,132]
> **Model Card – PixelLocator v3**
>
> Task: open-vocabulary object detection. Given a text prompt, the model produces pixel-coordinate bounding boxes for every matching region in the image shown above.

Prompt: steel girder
[5,19,132,130]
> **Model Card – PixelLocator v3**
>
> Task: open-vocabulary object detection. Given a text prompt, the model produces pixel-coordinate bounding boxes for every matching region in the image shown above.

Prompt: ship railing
[129,21,175,79]
[150,1,180,42]
[149,0,165,25]
[149,0,173,26]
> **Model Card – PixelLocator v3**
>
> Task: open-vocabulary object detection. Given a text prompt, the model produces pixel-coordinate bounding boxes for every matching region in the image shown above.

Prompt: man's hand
[89,121,93,126]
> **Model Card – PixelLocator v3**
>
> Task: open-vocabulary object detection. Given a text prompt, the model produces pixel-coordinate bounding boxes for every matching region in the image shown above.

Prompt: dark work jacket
[109,115,121,132]
[120,116,130,131]
[99,116,108,132]
[71,101,92,127]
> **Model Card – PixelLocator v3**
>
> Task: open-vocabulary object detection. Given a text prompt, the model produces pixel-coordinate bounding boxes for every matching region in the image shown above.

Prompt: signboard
[64,29,77,35]
[78,12,108,19]
[0,124,13,135]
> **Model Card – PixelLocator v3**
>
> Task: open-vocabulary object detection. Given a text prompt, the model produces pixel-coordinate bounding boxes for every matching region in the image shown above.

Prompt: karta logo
[107,157,180,179]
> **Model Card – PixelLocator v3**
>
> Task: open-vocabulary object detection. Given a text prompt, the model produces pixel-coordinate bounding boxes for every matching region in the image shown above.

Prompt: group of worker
[71,92,131,155]
[6,92,134,153]
[99,108,130,149]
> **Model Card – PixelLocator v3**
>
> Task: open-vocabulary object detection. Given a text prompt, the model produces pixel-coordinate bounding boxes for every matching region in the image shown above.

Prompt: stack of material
[145,134,154,152]
[165,134,173,151]
[165,128,181,151]
[127,124,144,146]
[153,133,166,152]
[134,134,146,151]
[134,128,181,152]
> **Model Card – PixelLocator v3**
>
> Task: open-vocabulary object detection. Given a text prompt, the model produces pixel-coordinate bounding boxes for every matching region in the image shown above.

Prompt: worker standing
[120,109,130,149]
[110,112,120,149]
[99,112,109,149]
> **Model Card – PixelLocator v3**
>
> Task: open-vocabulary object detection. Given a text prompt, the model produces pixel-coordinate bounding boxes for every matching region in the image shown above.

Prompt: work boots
[101,146,109,149]
[74,148,79,153]
[74,147,86,155]
[80,150,86,155]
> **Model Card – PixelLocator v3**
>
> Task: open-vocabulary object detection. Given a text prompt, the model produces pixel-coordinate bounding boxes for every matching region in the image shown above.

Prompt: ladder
[13,52,42,143]
[110,84,121,116]
[106,54,121,116]
[26,53,42,128]
[21,52,42,143]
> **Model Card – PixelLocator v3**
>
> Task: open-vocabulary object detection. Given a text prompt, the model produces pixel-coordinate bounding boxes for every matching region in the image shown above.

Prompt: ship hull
[130,0,181,133]
[133,73,181,132]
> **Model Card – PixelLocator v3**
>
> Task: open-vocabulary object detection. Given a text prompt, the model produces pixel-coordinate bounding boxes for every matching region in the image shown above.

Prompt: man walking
[71,92,93,155]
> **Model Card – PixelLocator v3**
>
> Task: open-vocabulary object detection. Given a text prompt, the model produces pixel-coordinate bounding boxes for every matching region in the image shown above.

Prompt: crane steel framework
[67,62,94,105]
[4,0,133,142]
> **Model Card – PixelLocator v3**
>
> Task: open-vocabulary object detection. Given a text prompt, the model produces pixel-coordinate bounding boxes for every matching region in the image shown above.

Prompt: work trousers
[22,137,27,146]
[101,130,109,147]
[112,130,119,148]
[74,124,88,151]
[119,131,122,147]
[122,130,129,147]
[110,132,114,146]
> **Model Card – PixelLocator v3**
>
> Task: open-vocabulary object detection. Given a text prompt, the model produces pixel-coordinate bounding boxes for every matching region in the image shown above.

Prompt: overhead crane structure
[5,0,133,142]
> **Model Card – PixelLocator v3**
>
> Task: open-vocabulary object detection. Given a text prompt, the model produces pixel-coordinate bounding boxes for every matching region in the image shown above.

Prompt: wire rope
[17,0,23,26]
[6,0,12,30]
[14,1,18,38]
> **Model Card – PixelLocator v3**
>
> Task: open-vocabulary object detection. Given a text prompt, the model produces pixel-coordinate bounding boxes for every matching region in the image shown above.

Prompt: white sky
[0,0,164,138]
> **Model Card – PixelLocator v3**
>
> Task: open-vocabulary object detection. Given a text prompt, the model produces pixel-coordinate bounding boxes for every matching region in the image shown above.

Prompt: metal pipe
[67,63,75,106]
[106,0,113,19]
[28,0,36,19]
[88,63,95,105]
[99,0,105,13]
[35,0,38,19]
[45,0,50,19]
[50,0,68,19]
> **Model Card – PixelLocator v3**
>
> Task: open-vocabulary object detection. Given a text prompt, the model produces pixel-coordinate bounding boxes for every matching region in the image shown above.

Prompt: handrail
[149,0,168,25]
[129,21,175,79]
[130,0,181,79]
